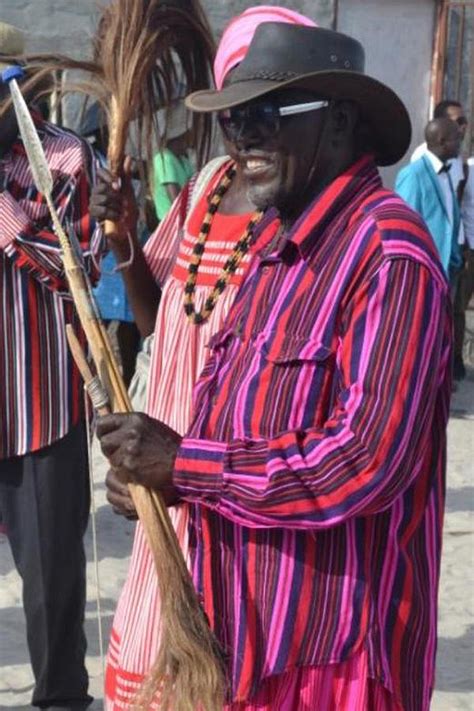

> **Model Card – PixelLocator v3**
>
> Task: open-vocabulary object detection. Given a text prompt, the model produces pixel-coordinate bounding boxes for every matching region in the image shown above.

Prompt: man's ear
[329,100,359,137]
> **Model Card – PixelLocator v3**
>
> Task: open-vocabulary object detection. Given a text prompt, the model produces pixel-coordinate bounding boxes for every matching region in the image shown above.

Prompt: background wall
[0,0,436,184]
[336,0,437,185]
[0,0,334,56]
[0,0,100,57]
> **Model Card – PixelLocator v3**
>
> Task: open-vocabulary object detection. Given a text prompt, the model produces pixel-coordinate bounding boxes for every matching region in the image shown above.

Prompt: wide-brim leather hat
[186,23,411,166]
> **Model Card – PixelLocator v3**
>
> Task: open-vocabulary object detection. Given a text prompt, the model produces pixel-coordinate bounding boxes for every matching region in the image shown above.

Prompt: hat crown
[230,23,365,85]
[0,22,25,57]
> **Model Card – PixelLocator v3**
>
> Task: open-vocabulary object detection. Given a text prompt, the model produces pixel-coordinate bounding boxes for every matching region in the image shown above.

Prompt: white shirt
[461,158,474,249]
[424,149,455,227]
[412,143,464,243]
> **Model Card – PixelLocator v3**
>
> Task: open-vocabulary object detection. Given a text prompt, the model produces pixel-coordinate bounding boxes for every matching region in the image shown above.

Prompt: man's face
[445,104,468,141]
[220,89,329,218]
[442,120,462,161]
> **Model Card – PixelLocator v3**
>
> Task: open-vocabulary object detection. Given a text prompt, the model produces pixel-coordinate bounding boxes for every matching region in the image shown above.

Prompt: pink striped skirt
[106,640,402,710]
[224,649,402,710]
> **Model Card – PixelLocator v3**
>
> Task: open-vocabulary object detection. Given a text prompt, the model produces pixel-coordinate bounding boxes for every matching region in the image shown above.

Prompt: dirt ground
[1,375,473,711]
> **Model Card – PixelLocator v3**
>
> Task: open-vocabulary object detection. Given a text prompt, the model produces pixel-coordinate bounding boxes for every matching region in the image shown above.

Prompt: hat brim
[186,70,411,167]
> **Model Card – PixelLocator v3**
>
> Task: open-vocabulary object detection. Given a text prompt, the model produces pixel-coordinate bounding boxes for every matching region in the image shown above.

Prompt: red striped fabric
[0,119,103,458]
[173,156,452,711]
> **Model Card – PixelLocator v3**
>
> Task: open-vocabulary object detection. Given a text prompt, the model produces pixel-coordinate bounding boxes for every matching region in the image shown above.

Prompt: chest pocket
[253,331,333,365]
[247,331,336,435]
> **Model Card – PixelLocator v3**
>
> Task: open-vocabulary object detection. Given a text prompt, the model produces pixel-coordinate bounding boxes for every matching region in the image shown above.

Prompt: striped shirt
[0,119,103,459]
[174,156,452,710]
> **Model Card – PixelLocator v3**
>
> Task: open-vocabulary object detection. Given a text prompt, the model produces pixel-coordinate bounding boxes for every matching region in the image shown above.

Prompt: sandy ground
[1,376,473,710]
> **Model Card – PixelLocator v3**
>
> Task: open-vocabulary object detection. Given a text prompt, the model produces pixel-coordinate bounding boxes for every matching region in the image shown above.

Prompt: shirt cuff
[173,437,269,503]
[173,437,226,501]
[0,191,32,249]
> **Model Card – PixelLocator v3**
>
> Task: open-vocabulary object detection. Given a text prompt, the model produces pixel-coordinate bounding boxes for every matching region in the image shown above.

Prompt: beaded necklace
[184,164,263,324]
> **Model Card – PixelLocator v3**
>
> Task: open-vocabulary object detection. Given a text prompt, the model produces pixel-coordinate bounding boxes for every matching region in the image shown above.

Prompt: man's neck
[279,152,360,231]
[426,146,446,163]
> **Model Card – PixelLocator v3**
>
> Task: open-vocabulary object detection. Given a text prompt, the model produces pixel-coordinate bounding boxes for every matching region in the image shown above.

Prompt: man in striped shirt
[98,22,451,711]
[0,27,103,711]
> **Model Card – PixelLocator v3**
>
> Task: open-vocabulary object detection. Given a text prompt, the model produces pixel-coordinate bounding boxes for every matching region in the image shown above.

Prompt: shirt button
[262,266,270,274]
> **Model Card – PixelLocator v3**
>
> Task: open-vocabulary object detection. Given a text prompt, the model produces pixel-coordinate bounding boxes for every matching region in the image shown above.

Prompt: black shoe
[453,355,466,381]
[41,704,92,711]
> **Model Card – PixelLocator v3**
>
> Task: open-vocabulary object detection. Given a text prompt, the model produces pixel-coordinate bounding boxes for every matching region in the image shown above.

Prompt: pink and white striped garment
[105,158,258,707]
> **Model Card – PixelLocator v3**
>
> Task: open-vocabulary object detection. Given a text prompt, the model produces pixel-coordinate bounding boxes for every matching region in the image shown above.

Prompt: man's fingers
[106,469,137,517]
[96,165,115,183]
[90,205,122,223]
[107,489,136,517]
[105,467,129,494]
[96,413,128,438]
[96,415,131,459]
[98,416,142,465]
[123,155,133,177]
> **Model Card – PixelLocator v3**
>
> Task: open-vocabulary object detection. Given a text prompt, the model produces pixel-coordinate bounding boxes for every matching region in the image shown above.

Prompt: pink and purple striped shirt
[174,156,452,710]
[0,118,103,459]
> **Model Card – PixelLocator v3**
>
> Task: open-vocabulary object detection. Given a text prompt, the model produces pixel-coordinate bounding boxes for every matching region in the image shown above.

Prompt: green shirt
[152,149,194,221]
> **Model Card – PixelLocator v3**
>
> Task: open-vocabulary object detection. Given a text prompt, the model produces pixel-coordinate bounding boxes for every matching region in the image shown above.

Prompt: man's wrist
[107,228,138,261]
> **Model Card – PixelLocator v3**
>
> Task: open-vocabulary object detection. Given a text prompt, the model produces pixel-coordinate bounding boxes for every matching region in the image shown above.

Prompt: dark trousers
[454,247,474,359]
[0,424,92,709]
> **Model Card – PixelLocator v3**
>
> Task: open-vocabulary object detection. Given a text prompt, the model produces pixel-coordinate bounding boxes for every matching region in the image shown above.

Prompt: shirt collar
[284,154,382,260]
[425,149,446,175]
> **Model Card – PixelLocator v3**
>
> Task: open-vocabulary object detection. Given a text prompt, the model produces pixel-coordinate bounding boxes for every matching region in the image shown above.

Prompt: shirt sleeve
[0,147,104,293]
[174,259,451,529]
[153,150,182,186]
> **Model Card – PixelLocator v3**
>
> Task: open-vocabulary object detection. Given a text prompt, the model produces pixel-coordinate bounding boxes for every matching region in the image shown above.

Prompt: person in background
[152,96,194,221]
[97,17,451,711]
[81,102,144,387]
[455,155,474,378]
[0,23,103,711]
[411,99,468,196]
[411,101,470,379]
[396,118,463,285]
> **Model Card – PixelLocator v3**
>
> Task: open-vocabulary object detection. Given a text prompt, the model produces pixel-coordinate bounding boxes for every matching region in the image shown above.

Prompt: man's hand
[96,413,182,506]
[105,468,138,519]
[89,157,138,244]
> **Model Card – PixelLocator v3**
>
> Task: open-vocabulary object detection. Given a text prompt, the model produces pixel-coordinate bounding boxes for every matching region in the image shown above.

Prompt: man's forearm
[109,233,161,337]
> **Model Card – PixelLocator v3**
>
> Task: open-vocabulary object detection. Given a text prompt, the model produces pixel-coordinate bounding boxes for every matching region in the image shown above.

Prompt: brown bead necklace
[184,164,263,324]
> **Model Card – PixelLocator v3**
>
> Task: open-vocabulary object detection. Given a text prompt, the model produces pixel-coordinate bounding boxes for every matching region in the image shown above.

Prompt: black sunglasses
[218,98,329,142]
[456,116,468,127]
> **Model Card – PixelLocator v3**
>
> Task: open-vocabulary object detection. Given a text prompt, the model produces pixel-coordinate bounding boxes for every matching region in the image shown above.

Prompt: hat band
[231,69,298,83]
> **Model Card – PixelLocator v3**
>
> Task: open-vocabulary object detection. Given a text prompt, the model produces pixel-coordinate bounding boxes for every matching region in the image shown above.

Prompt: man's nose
[233,120,264,149]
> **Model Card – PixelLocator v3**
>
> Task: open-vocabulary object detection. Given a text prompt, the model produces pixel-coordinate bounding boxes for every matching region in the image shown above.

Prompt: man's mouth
[241,155,275,178]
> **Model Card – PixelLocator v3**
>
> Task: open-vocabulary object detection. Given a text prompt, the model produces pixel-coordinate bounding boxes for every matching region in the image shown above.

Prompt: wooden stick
[65,325,110,417]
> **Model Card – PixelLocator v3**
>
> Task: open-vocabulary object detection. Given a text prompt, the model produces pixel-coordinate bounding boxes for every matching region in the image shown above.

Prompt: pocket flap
[253,331,333,363]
